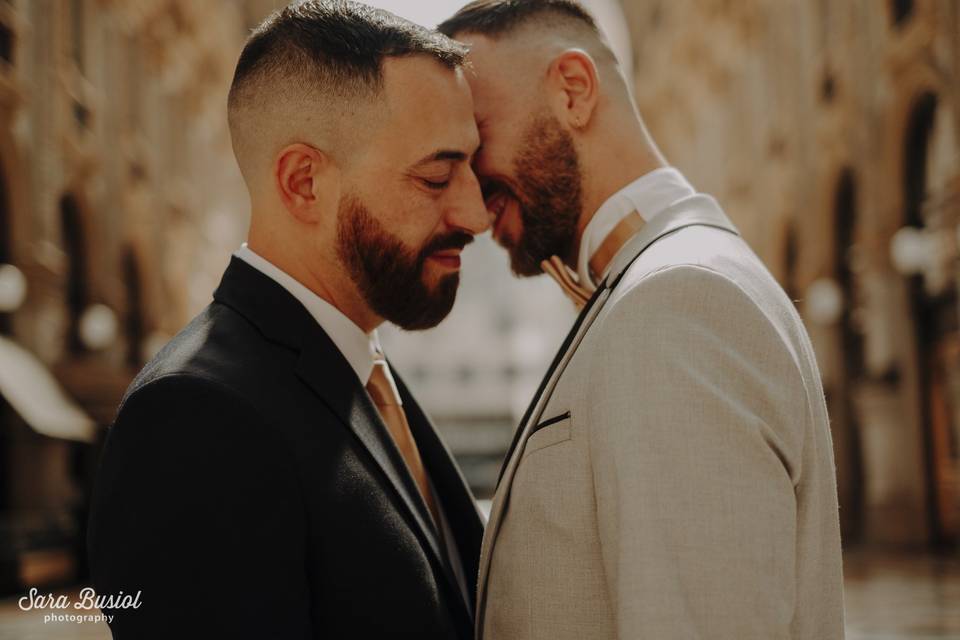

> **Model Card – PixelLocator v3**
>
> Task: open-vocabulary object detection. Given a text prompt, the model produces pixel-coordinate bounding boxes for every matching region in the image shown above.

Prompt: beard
[498,114,584,277]
[336,196,472,331]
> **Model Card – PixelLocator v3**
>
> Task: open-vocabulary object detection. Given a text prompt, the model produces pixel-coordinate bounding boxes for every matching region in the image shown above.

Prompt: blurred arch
[0,152,10,337]
[59,193,91,354]
[832,167,866,541]
[121,245,147,368]
[900,91,959,545]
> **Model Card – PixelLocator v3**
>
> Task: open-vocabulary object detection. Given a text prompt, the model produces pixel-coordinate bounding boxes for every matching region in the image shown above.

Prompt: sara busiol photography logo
[18,587,141,625]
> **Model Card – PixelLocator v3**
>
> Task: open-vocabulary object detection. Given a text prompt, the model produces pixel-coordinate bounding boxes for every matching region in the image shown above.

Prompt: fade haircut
[228,0,468,185]
[437,0,599,40]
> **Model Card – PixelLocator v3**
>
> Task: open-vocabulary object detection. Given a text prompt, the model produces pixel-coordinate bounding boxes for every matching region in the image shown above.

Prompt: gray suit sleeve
[584,264,808,638]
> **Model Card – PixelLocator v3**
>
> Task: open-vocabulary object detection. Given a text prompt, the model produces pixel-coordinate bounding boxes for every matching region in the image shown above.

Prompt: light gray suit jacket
[479,194,845,639]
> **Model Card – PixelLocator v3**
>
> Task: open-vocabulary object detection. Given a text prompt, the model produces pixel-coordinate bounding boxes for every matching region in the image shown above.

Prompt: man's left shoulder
[605,261,760,329]
[609,224,794,329]
[619,221,749,287]
[597,257,807,378]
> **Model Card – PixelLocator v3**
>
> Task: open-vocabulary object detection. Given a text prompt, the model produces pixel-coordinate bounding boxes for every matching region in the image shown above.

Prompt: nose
[445,166,490,235]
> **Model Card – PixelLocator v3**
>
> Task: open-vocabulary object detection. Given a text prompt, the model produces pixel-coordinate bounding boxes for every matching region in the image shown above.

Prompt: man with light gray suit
[440,1,845,638]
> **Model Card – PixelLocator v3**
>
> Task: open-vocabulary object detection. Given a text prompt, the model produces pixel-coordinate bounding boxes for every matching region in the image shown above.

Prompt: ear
[546,49,599,130]
[274,143,340,224]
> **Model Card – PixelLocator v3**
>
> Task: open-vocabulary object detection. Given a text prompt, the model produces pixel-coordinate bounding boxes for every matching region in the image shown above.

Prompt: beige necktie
[542,211,646,309]
[366,355,439,527]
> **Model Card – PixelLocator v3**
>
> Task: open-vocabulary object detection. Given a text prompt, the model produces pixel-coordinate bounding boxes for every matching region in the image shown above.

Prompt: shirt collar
[576,167,696,289]
[233,244,380,384]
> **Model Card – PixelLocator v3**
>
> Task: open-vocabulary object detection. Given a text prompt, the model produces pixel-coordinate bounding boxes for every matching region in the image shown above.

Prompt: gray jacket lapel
[606,194,738,287]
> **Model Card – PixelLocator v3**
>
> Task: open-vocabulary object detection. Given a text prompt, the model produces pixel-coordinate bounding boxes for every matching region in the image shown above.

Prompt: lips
[428,249,463,270]
[421,229,473,273]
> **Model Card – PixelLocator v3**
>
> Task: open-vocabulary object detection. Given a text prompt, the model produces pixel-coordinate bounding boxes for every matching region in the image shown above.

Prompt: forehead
[377,56,479,160]
[456,34,535,120]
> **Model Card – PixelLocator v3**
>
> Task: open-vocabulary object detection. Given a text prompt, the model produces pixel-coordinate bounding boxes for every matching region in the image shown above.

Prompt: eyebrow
[413,148,476,166]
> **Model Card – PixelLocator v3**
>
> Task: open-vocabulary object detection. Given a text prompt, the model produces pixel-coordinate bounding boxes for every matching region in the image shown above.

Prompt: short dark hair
[437,0,598,39]
[229,0,468,110]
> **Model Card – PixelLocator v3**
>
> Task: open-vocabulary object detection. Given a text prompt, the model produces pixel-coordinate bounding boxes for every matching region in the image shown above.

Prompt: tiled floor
[0,551,957,639]
[843,551,960,639]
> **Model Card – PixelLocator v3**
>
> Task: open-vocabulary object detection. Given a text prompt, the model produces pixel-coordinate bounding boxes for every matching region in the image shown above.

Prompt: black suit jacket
[88,257,483,639]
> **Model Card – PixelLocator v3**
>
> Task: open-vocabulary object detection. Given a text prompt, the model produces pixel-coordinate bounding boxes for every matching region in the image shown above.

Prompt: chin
[423,270,459,293]
[509,257,542,278]
[497,227,521,251]
[393,288,459,331]
[503,243,542,278]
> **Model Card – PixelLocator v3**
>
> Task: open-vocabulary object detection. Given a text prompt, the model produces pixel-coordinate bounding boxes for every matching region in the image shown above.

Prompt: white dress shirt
[234,244,381,383]
[576,167,696,289]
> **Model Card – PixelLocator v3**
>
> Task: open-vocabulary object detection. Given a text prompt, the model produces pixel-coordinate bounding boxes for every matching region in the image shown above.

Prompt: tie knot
[366,360,402,407]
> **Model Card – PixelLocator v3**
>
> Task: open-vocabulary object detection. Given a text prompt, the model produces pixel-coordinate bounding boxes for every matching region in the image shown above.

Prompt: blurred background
[0,0,957,638]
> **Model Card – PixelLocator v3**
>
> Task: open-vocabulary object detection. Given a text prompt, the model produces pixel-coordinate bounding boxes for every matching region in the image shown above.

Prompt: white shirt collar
[576,167,696,288]
[234,244,380,384]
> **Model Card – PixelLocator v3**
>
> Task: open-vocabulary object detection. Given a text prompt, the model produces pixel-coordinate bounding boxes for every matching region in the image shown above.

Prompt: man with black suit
[88,2,489,638]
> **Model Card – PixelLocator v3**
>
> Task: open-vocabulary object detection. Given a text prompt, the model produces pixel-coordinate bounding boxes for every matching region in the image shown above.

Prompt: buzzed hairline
[438,0,600,41]
[439,1,619,74]
[227,0,468,190]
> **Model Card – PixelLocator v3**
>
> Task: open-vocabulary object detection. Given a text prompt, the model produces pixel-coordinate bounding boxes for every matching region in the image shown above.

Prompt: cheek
[504,203,524,235]
[477,123,517,174]
[381,195,445,250]
[496,198,524,245]
[477,143,514,181]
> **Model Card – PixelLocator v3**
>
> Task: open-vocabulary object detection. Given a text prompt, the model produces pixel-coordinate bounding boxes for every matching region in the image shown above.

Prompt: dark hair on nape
[437,0,599,39]
[229,0,468,109]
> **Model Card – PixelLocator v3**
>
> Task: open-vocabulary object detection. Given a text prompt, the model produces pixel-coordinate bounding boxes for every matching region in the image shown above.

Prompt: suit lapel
[294,336,454,586]
[475,284,611,639]
[213,258,461,625]
[495,281,609,486]
[606,194,739,288]
[476,195,740,636]
[495,194,738,488]
[395,371,484,617]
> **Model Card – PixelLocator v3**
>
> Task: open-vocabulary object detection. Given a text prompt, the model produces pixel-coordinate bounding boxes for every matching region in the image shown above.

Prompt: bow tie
[541,211,645,309]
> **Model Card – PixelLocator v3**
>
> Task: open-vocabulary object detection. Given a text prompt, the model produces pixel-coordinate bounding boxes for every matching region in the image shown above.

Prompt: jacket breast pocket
[522,411,572,457]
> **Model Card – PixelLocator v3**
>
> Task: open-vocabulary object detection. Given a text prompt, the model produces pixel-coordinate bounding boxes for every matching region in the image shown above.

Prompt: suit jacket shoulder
[123,301,297,413]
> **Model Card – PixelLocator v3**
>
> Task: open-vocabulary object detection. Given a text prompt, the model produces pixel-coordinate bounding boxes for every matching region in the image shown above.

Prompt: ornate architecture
[621,0,960,546]
[0,0,956,597]
[0,0,251,594]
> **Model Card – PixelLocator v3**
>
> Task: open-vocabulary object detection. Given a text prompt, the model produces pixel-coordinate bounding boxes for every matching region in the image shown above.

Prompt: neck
[571,117,666,268]
[247,218,382,334]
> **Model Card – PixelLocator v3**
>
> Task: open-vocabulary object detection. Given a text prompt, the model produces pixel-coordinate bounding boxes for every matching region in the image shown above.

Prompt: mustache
[421,230,474,257]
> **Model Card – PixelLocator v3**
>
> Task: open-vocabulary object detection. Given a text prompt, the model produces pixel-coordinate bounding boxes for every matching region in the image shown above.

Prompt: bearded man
[440,1,845,639]
[88,2,488,638]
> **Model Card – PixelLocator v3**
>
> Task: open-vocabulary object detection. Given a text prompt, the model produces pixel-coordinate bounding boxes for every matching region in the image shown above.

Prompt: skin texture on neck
[571,106,666,266]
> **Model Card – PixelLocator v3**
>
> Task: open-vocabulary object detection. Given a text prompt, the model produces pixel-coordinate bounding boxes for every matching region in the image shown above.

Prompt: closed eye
[422,178,451,190]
